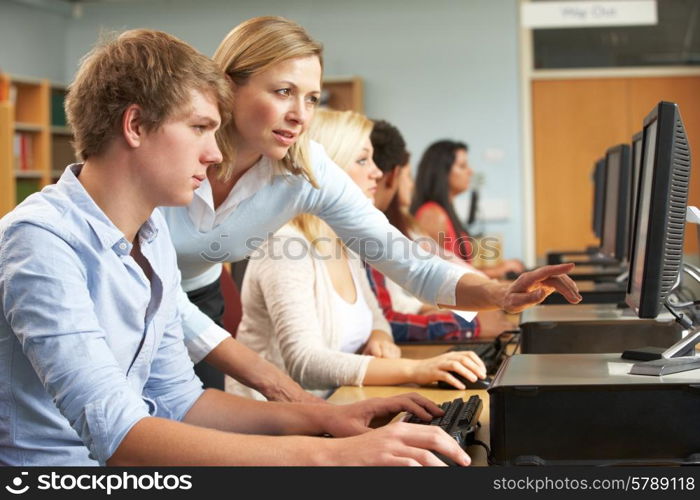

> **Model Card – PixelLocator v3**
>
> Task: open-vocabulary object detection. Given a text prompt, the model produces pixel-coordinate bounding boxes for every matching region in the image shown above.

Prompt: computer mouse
[437,372,491,390]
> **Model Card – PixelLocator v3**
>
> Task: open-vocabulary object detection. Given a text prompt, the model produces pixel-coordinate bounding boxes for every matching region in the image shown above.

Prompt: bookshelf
[322,77,364,112]
[0,74,76,217]
[0,102,13,215]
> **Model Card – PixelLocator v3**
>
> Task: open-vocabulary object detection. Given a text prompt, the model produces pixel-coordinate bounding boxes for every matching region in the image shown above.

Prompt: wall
[4,0,526,260]
[0,1,68,83]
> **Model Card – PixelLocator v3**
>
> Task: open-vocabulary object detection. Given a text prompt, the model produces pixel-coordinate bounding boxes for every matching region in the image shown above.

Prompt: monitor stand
[519,303,683,354]
[625,326,700,376]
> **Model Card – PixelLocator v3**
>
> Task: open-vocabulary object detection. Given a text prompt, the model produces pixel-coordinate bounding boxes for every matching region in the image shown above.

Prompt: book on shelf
[52,134,77,173]
[51,89,67,127]
[16,179,40,204]
[13,132,35,171]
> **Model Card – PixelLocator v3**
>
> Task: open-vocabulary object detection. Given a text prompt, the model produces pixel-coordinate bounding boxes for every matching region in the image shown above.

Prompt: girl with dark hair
[370,122,515,340]
[411,140,525,279]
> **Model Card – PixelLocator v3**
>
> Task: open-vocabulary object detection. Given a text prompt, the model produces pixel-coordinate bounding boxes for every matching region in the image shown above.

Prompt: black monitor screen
[626,132,643,261]
[627,120,657,311]
[591,158,606,240]
[626,101,691,318]
[630,132,643,230]
[600,145,631,261]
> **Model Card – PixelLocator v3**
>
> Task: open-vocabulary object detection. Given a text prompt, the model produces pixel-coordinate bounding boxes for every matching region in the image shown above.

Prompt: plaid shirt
[366,266,479,342]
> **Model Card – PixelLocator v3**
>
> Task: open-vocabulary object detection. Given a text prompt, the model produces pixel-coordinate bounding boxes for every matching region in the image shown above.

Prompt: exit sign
[522,1,657,29]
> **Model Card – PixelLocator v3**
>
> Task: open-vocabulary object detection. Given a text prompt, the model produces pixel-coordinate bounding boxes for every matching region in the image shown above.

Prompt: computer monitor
[591,157,606,241]
[600,144,631,261]
[626,131,643,261]
[625,101,691,318]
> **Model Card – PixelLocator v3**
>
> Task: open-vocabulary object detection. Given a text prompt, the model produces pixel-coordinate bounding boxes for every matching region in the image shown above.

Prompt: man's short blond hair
[66,29,233,160]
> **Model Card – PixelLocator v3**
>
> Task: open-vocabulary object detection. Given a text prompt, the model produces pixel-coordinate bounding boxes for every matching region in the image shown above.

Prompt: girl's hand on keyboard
[410,351,486,389]
[327,422,471,466]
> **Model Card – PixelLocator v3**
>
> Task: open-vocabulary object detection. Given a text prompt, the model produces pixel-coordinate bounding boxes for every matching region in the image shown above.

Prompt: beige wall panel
[533,76,700,259]
[532,79,629,257]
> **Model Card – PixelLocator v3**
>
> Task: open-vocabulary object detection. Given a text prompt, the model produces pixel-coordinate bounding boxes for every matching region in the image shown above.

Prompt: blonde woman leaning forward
[160,17,582,395]
[231,110,488,399]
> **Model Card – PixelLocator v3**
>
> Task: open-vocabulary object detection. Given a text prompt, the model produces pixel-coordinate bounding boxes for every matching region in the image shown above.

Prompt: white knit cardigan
[227,225,391,399]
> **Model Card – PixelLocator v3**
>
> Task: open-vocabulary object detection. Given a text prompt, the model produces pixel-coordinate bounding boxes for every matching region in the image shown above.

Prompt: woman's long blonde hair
[292,109,373,252]
[213,16,323,186]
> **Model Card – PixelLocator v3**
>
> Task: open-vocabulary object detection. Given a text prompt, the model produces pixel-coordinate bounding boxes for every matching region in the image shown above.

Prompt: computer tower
[519,304,682,354]
[489,353,700,465]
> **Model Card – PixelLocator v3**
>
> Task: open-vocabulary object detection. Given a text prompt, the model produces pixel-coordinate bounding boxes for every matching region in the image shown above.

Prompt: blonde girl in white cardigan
[230,109,488,398]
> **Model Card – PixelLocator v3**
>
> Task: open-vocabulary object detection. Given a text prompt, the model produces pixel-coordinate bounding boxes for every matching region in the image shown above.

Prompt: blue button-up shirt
[0,165,204,466]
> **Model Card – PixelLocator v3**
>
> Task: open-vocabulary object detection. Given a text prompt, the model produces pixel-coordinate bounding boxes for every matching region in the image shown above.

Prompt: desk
[328,343,492,466]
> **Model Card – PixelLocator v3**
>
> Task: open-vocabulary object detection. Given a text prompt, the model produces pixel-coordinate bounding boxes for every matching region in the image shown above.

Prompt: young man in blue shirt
[0,29,466,466]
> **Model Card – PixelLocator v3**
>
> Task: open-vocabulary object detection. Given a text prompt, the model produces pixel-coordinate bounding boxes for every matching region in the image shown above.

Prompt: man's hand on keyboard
[502,263,582,313]
[325,422,471,466]
[321,392,443,437]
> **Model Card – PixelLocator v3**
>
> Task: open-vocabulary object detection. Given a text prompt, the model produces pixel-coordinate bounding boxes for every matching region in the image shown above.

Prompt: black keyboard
[404,396,483,450]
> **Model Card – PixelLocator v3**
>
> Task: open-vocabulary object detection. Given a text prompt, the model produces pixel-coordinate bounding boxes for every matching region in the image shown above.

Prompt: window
[533,0,700,69]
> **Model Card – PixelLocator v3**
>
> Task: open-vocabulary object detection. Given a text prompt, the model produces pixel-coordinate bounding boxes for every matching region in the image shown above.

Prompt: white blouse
[333,265,373,355]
